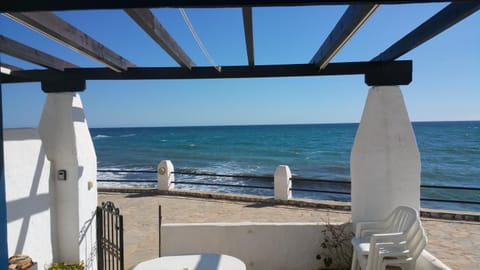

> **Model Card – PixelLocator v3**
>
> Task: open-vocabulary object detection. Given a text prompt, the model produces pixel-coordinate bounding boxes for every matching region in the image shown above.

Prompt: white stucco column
[38,93,97,268]
[157,160,175,191]
[350,86,420,224]
[274,165,292,200]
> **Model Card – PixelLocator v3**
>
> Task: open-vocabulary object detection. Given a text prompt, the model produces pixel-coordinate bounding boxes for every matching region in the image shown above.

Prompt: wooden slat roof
[5,12,135,71]
[0,35,79,71]
[1,0,479,92]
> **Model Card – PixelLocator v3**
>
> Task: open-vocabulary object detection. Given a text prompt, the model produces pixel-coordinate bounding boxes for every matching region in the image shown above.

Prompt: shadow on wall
[5,129,54,261]
[79,209,96,270]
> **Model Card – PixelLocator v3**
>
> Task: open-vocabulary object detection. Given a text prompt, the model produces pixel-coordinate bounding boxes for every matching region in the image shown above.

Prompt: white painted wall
[72,95,98,270]
[162,222,332,270]
[351,86,420,223]
[4,128,54,267]
[162,223,449,270]
[38,93,97,268]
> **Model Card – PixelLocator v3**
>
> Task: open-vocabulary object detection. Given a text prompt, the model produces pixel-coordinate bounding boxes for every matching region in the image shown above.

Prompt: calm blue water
[91,121,480,212]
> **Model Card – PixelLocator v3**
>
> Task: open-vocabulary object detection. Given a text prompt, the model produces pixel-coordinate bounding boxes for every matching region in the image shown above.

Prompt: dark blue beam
[0,0,455,12]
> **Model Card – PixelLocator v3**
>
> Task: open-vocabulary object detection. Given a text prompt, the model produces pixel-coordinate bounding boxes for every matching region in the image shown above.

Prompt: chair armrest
[370,232,405,246]
[355,221,390,237]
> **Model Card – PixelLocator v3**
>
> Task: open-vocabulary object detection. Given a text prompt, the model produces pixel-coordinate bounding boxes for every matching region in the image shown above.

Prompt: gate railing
[97,201,124,270]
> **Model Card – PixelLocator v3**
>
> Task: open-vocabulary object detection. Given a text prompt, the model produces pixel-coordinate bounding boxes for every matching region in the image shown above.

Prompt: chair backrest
[404,218,428,259]
[385,206,427,263]
[384,206,419,233]
[375,207,427,269]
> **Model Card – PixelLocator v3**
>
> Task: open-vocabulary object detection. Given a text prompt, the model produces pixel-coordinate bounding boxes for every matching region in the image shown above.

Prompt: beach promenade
[98,191,480,270]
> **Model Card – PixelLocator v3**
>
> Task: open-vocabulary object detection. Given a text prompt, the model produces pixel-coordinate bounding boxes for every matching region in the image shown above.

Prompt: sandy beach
[98,190,480,269]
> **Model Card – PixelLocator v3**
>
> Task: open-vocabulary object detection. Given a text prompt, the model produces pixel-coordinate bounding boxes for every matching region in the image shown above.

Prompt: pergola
[1,0,479,268]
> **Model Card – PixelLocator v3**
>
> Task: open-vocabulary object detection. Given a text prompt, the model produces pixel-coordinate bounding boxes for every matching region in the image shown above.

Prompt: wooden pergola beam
[5,12,135,72]
[125,8,195,69]
[0,1,455,12]
[311,4,378,69]
[242,7,255,67]
[0,35,78,71]
[372,1,480,61]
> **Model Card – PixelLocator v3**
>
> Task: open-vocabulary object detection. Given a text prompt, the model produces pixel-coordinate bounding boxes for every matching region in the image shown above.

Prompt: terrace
[1,1,479,270]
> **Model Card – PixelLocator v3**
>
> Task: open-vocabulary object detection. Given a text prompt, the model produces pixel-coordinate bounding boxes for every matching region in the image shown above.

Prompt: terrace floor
[98,190,480,269]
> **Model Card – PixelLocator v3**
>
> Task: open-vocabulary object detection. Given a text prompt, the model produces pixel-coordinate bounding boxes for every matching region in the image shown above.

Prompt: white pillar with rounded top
[274,165,292,200]
[350,86,420,224]
[158,160,175,191]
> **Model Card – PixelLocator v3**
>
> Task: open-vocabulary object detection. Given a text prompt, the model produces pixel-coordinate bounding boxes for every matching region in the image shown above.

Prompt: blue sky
[1,4,479,128]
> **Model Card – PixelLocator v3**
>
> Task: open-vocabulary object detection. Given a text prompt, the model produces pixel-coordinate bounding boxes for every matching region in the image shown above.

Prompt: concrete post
[274,165,292,200]
[158,160,175,191]
[38,93,97,267]
[350,86,420,224]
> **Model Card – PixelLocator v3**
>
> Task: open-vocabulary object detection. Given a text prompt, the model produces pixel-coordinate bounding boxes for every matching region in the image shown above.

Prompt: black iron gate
[97,201,124,270]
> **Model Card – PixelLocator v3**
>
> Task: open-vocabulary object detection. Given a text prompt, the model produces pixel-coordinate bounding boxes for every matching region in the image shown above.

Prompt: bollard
[157,160,175,191]
[274,165,292,200]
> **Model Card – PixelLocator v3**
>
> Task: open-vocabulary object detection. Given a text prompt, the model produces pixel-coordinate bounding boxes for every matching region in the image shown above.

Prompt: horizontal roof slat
[242,7,255,67]
[0,35,78,71]
[372,1,480,61]
[5,12,135,71]
[311,4,378,69]
[125,8,195,69]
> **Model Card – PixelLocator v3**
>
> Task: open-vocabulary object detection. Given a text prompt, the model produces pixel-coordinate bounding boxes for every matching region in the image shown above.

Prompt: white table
[129,253,246,270]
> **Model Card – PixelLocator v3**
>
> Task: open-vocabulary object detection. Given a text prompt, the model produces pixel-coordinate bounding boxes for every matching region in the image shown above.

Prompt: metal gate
[97,201,124,270]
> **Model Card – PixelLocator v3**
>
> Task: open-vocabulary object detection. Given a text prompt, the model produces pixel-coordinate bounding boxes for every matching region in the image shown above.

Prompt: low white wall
[162,222,338,270]
[417,250,452,270]
[4,128,54,267]
[162,222,450,270]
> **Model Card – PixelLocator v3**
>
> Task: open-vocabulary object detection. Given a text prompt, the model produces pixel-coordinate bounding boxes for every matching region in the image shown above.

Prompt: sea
[91,121,480,212]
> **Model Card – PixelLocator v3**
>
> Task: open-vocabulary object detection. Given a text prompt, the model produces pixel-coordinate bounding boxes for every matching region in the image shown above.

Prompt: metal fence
[97,169,480,206]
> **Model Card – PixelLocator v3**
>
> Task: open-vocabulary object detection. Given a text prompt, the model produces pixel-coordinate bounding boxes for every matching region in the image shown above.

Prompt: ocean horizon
[89,120,479,129]
[91,120,480,212]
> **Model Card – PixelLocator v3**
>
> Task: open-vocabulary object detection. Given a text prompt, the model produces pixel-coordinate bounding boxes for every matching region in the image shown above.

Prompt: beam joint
[41,79,86,93]
[364,61,412,86]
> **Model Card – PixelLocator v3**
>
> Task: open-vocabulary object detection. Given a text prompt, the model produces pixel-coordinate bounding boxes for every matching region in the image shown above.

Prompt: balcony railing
[97,161,480,210]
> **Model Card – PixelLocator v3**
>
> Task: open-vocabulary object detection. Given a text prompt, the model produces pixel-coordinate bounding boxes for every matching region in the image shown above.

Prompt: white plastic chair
[351,206,427,270]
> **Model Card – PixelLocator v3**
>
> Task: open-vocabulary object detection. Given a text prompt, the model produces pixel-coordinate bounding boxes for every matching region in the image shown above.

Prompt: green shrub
[48,261,84,270]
